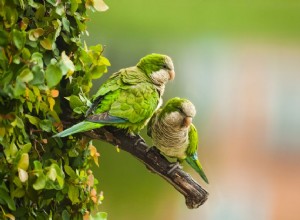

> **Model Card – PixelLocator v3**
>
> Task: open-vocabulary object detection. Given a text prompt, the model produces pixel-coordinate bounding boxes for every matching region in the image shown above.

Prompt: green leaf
[74,15,86,32]
[4,143,18,162]
[25,114,40,126]
[46,0,57,6]
[69,95,83,109]
[89,44,103,55]
[33,160,43,171]
[11,116,24,128]
[52,19,62,41]
[31,52,44,69]
[19,68,34,83]
[35,4,46,19]
[13,80,26,98]
[0,188,16,211]
[68,148,79,157]
[62,210,70,220]
[33,174,46,190]
[26,101,33,112]
[45,64,63,88]
[30,66,45,85]
[62,17,70,32]
[12,187,25,198]
[12,29,26,49]
[39,119,52,132]
[4,7,18,28]
[64,165,77,178]
[90,65,106,79]
[99,56,111,66]
[52,164,65,188]
[59,51,75,76]
[68,185,79,204]
[73,106,87,114]
[19,143,32,153]
[90,212,108,220]
[0,29,8,46]
[56,4,65,16]
[70,0,78,14]
[21,48,31,60]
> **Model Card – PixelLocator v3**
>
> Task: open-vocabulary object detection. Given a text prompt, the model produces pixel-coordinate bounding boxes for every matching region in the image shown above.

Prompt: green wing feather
[53,121,104,137]
[89,67,159,132]
[185,124,209,184]
[59,67,159,137]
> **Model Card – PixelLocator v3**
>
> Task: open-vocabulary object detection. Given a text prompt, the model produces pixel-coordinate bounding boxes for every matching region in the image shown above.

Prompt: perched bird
[54,53,175,137]
[147,97,209,184]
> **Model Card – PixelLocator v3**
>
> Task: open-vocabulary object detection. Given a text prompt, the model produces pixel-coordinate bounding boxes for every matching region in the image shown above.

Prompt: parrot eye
[162,64,169,69]
[176,107,184,114]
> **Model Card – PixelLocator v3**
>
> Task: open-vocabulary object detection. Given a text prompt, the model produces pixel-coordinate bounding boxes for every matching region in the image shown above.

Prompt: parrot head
[137,53,175,85]
[159,97,196,128]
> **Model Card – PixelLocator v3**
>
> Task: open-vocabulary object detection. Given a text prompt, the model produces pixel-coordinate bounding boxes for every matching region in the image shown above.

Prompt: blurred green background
[84,1,300,220]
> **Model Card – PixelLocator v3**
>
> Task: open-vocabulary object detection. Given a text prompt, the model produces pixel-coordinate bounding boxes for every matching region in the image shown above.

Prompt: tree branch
[85,127,209,209]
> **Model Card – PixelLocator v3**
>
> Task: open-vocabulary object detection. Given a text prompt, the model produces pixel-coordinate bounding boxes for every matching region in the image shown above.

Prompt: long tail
[53,121,103,137]
[185,154,209,184]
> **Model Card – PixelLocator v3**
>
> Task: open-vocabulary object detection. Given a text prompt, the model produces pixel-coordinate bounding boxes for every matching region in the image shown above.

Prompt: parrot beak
[183,116,192,127]
[168,70,175,80]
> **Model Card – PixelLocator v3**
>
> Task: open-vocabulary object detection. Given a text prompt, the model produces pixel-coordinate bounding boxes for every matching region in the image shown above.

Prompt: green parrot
[54,53,175,137]
[147,97,209,184]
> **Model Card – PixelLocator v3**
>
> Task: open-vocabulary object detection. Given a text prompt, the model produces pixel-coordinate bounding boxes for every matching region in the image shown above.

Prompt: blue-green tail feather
[185,154,209,184]
[53,121,103,137]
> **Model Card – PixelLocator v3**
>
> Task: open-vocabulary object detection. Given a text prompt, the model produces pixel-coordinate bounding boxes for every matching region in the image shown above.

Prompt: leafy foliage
[0,0,109,218]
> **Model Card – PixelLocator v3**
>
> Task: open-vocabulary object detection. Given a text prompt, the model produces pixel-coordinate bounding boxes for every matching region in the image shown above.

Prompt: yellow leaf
[50,89,59,98]
[25,87,29,99]
[47,167,57,181]
[40,38,52,50]
[89,144,100,166]
[42,139,48,144]
[4,213,15,220]
[61,51,75,76]
[0,127,5,137]
[93,0,109,12]
[48,97,55,111]
[18,168,28,183]
[90,188,97,197]
[90,188,97,203]
[99,191,104,201]
[87,173,94,187]
[18,153,29,170]
[83,211,90,220]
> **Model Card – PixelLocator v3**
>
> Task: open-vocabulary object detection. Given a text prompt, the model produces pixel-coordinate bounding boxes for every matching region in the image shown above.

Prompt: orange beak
[183,116,193,128]
[168,70,175,80]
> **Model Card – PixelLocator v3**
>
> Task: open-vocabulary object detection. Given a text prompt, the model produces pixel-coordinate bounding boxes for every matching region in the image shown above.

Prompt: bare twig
[85,127,208,209]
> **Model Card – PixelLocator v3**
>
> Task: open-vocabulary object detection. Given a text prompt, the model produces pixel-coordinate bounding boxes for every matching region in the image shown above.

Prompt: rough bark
[85,127,209,209]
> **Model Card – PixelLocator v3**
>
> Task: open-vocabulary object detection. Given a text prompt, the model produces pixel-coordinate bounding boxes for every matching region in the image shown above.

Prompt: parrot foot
[134,137,145,146]
[167,162,182,174]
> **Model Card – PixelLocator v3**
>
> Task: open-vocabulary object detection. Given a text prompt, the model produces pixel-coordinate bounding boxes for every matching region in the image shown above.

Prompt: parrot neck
[150,69,170,86]
[150,68,170,97]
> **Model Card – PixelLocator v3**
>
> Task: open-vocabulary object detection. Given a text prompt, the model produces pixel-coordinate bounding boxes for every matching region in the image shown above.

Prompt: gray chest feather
[151,113,189,160]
